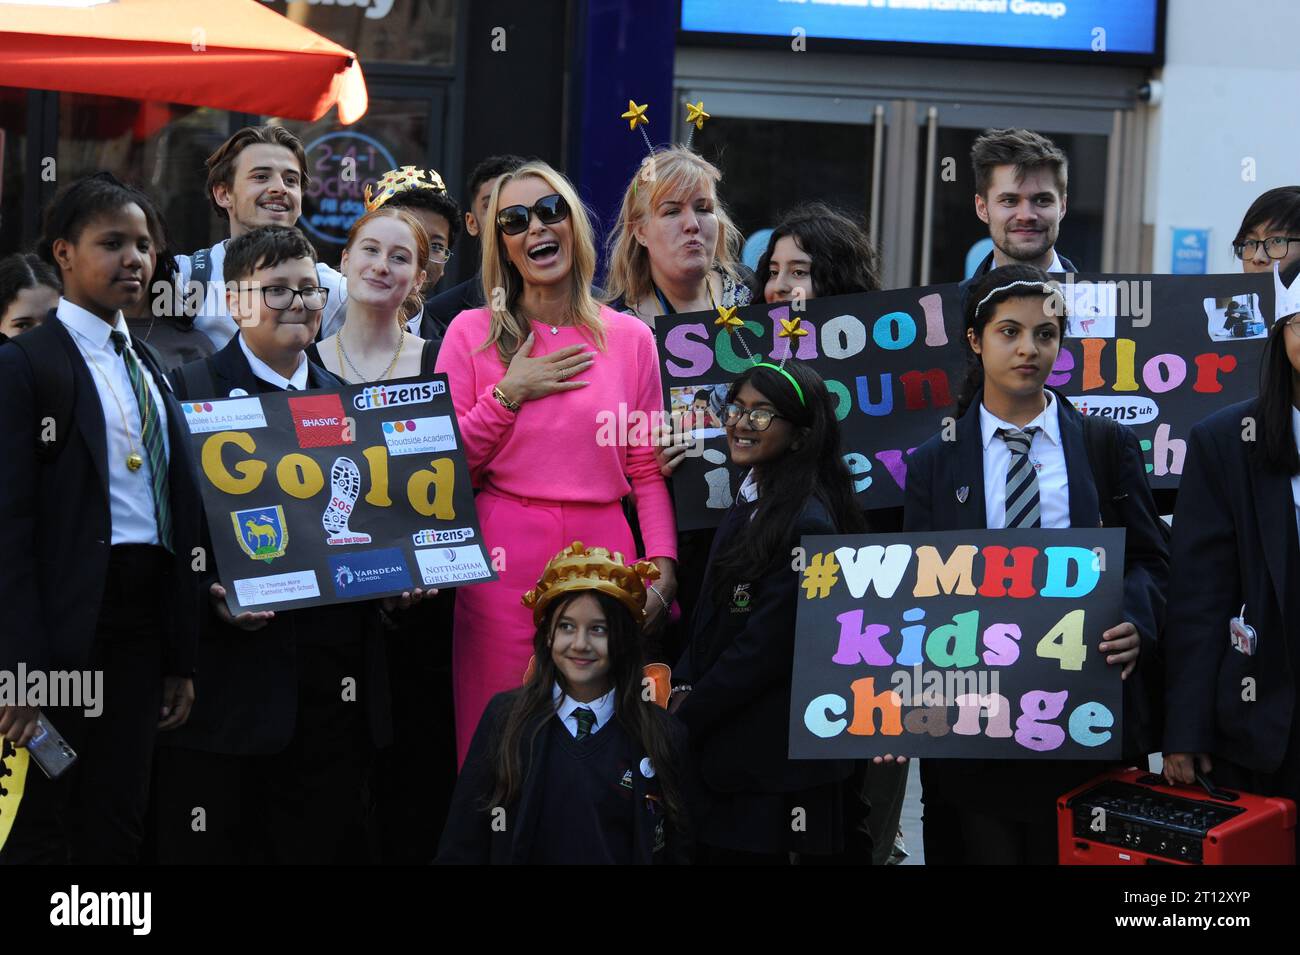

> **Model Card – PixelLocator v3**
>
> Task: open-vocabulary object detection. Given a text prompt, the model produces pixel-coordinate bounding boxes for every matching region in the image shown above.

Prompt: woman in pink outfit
[435,162,679,765]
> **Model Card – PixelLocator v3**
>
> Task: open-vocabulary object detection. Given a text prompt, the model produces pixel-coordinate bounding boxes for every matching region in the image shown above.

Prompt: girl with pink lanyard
[436,162,678,765]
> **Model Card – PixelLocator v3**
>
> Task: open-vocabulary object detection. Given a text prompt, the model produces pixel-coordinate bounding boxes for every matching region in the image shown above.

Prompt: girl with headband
[898,263,1168,865]
[436,543,692,864]
[671,358,866,863]
[1163,258,1300,863]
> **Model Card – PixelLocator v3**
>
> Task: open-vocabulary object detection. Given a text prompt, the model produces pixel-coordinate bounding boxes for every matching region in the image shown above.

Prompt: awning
[0,0,368,123]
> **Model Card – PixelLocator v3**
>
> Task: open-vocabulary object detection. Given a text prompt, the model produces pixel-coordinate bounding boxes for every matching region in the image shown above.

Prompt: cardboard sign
[182,376,495,614]
[657,272,1273,530]
[789,529,1126,760]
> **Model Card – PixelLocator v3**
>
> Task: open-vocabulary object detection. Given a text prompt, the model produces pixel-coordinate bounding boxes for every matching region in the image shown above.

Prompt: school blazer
[903,388,1169,759]
[436,689,694,864]
[161,335,392,755]
[675,495,856,794]
[1163,399,1297,772]
[0,316,201,676]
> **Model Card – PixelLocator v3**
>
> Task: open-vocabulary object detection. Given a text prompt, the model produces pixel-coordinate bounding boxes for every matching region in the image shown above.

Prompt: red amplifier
[1057,768,1295,865]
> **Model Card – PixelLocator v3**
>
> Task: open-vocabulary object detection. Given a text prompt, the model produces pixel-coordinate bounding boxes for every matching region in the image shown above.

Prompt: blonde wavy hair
[603,146,744,308]
[479,162,603,365]
[343,206,430,325]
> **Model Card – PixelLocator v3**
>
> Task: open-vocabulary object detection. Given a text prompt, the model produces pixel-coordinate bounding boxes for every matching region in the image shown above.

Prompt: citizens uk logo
[352,380,445,412]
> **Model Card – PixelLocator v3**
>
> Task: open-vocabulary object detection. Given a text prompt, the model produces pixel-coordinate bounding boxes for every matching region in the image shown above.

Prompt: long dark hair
[956,264,1068,416]
[755,202,881,298]
[712,359,867,601]
[1253,259,1300,474]
[488,591,684,824]
[0,253,61,319]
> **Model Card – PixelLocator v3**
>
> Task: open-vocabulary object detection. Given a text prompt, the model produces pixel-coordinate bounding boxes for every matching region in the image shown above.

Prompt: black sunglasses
[496,193,570,236]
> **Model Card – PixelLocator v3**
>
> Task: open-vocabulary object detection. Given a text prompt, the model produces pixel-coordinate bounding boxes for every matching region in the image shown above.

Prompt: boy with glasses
[1234,186,1300,274]
[155,226,419,863]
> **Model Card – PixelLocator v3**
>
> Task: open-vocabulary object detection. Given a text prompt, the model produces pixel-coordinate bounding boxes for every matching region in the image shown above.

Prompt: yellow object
[363,165,449,213]
[522,541,660,625]
[0,737,29,852]
[685,100,710,130]
[714,304,744,335]
[778,316,808,338]
[621,100,649,131]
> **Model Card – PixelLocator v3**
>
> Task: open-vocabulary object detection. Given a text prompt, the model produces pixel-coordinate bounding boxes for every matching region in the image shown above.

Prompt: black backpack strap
[1081,413,1127,527]
[182,247,214,319]
[173,359,218,403]
[11,329,75,461]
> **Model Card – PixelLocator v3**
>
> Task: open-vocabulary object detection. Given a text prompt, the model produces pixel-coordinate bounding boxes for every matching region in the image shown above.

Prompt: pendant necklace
[82,348,149,472]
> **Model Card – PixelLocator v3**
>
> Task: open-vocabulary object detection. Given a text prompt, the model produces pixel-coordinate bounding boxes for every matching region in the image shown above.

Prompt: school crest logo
[730,582,752,612]
[231,506,289,562]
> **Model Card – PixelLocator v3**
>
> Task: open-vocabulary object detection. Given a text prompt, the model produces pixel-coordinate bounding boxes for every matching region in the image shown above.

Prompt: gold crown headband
[521,541,661,625]
[363,165,448,213]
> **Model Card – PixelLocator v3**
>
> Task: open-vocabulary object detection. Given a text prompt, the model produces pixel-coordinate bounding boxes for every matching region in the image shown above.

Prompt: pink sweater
[434,306,677,560]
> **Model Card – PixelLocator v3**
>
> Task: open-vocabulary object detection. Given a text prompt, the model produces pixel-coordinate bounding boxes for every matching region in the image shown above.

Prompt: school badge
[232,505,289,562]
[730,582,752,612]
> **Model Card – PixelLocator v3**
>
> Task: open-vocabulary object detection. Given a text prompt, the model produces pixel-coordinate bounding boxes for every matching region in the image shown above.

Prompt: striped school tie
[110,331,173,551]
[998,427,1042,529]
[573,707,597,740]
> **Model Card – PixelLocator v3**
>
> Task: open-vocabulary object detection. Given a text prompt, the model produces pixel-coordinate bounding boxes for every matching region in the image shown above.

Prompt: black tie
[573,707,596,740]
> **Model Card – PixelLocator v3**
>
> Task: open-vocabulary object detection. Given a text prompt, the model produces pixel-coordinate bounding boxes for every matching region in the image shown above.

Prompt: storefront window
[57,93,235,257]
[0,88,28,256]
[699,116,878,268]
[262,0,456,66]
[280,95,440,265]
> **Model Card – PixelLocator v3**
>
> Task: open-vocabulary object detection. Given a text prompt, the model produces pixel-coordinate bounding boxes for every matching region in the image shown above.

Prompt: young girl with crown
[436,543,693,864]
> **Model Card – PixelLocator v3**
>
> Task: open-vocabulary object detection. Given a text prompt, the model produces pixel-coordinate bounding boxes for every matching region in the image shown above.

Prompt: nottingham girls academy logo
[352,380,445,412]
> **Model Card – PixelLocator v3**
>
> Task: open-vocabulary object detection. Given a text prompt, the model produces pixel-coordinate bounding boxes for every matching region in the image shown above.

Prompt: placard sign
[182,375,495,614]
[789,529,1125,760]
[657,272,1273,530]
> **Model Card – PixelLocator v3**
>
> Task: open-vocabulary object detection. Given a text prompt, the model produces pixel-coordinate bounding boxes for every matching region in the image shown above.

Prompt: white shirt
[738,469,760,503]
[1291,407,1300,543]
[1045,249,1065,273]
[979,390,1069,529]
[553,683,615,738]
[238,334,309,392]
[58,299,171,547]
[175,240,347,349]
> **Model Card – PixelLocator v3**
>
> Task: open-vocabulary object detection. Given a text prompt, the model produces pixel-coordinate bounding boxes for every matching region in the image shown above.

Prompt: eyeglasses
[496,193,570,236]
[429,245,453,266]
[1232,236,1300,260]
[1286,315,1300,337]
[261,285,329,311]
[723,403,786,432]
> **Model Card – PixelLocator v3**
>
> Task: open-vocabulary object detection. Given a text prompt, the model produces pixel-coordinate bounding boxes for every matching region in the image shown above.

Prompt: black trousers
[0,545,168,864]
[153,640,373,865]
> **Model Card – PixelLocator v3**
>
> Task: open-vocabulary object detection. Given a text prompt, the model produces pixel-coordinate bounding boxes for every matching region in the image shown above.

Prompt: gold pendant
[126,452,144,472]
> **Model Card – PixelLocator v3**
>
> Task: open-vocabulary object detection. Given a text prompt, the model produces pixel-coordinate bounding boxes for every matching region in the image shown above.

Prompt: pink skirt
[452,487,636,766]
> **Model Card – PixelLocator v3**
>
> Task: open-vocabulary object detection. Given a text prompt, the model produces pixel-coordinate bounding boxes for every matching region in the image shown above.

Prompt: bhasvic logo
[353,380,445,411]
[289,394,350,448]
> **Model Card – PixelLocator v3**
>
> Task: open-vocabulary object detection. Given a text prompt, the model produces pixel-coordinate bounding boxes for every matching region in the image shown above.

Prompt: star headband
[713,305,808,406]
[972,279,1069,323]
[363,165,448,213]
[620,98,711,154]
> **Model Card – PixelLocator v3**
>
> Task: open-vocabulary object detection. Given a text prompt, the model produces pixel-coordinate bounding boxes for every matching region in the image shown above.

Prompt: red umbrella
[0,0,368,123]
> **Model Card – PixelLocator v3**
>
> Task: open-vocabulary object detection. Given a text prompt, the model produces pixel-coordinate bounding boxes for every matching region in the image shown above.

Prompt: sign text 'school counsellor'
[181,376,496,615]
[789,529,1126,761]
[657,272,1272,530]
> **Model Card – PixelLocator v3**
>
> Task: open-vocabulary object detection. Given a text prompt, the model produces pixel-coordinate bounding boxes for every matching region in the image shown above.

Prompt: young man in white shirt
[173,125,347,349]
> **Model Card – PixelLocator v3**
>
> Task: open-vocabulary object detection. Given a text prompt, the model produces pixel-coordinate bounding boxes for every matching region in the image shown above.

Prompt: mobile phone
[27,716,77,780]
